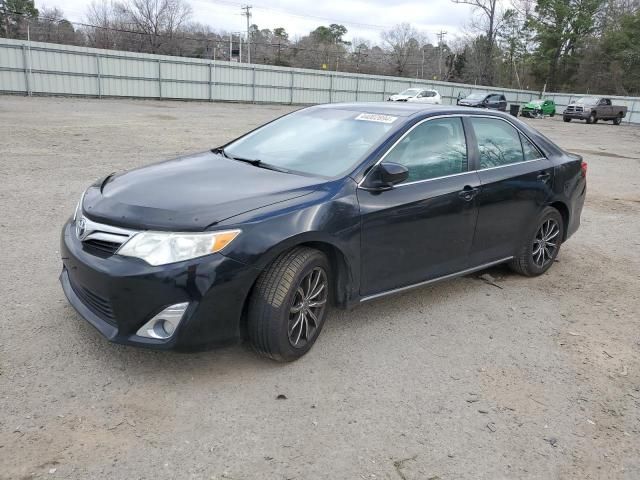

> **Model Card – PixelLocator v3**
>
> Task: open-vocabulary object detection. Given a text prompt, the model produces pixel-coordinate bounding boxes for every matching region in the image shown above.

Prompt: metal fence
[1,37,639,124]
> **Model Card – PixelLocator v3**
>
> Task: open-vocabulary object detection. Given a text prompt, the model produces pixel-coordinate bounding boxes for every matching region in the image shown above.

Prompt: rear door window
[469,117,524,168]
[520,134,543,161]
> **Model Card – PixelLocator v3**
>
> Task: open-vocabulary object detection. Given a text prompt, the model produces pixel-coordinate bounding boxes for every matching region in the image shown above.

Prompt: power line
[203,0,392,31]
[2,8,462,80]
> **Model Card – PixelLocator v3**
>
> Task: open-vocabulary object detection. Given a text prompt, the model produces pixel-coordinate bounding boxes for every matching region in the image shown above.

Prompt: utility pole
[355,45,363,72]
[436,30,447,80]
[241,5,252,64]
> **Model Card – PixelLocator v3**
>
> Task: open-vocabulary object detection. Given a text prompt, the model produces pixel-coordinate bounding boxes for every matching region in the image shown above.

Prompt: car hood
[82,151,323,230]
[390,94,413,100]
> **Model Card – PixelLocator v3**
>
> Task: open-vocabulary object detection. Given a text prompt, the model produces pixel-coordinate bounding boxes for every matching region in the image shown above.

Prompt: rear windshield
[223,108,396,177]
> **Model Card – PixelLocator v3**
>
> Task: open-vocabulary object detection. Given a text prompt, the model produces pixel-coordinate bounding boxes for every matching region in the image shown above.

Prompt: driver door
[357,116,480,297]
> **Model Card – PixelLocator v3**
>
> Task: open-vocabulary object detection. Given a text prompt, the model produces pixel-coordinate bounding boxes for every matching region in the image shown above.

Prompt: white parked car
[388,88,441,104]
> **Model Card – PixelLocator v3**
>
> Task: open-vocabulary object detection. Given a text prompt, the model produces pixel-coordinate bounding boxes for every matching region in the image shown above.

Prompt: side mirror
[362,162,409,190]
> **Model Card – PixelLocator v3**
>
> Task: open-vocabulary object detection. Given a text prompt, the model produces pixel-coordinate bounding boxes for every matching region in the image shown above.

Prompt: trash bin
[509,104,520,117]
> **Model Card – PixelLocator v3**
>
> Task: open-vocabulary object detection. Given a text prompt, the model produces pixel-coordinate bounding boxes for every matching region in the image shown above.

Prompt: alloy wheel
[532,219,560,267]
[288,267,328,348]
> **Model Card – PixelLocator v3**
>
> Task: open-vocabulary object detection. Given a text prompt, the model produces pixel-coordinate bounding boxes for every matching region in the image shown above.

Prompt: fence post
[252,66,256,103]
[630,100,636,124]
[96,53,102,98]
[21,44,31,96]
[382,79,386,101]
[329,74,333,103]
[355,76,359,102]
[157,59,162,98]
[208,62,213,102]
[289,71,294,105]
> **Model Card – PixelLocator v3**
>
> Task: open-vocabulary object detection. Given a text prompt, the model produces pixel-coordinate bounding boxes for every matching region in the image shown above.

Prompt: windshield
[575,97,599,105]
[399,88,421,96]
[530,100,544,105]
[465,93,486,100]
[223,108,396,177]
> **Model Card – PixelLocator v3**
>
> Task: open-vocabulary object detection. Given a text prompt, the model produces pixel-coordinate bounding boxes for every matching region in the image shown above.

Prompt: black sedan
[60,103,586,361]
[458,92,508,111]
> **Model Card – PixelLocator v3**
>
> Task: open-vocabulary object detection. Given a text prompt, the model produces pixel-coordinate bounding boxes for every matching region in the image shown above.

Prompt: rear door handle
[458,186,479,202]
[537,171,551,182]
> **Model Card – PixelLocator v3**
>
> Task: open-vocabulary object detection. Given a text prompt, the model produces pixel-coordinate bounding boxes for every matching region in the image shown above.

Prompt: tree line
[1,0,639,95]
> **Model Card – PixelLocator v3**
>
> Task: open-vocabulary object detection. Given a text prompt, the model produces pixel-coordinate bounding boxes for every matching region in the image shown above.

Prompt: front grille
[69,277,116,325]
[75,215,137,257]
[84,238,121,255]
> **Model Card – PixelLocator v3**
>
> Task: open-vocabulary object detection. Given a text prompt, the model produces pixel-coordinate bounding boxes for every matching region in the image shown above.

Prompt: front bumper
[521,108,541,117]
[563,111,589,120]
[60,221,260,350]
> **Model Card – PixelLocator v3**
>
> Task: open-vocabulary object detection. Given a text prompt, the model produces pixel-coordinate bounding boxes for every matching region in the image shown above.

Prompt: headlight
[73,190,86,222]
[117,229,241,266]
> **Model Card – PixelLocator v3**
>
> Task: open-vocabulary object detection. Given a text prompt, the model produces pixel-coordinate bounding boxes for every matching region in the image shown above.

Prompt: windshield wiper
[213,148,292,174]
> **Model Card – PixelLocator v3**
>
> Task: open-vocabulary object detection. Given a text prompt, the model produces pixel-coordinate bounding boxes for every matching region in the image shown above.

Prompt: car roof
[311,102,509,119]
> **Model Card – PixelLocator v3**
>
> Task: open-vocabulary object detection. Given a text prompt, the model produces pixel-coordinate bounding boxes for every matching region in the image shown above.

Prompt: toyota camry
[60,103,586,361]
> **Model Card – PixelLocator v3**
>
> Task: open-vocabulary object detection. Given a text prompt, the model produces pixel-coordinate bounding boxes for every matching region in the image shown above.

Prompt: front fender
[217,178,362,305]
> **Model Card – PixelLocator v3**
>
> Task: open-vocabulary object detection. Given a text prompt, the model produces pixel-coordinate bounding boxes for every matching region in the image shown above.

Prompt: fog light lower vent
[136,302,189,340]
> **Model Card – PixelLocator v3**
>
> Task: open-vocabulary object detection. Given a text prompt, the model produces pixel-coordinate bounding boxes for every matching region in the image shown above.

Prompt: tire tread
[248,247,320,361]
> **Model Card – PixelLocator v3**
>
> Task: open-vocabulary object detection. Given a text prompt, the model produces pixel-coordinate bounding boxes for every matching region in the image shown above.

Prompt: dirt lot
[1,96,639,480]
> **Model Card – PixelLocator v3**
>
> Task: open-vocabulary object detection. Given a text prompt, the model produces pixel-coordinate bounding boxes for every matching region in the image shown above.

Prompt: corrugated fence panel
[1,38,639,124]
[0,70,25,91]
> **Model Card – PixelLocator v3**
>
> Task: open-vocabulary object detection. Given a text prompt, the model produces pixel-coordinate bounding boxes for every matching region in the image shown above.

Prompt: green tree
[602,10,640,94]
[311,24,348,44]
[273,27,288,42]
[529,0,604,91]
[0,0,39,38]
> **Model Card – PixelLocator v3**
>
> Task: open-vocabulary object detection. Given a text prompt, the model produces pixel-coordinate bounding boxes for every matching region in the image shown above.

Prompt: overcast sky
[37,0,477,44]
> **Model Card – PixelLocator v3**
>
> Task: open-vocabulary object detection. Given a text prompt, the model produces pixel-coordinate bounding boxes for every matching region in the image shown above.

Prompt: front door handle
[458,186,479,202]
[537,171,551,183]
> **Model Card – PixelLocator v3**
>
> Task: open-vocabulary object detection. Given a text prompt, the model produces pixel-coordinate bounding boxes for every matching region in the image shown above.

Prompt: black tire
[550,111,555,117]
[247,247,330,362]
[563,116,571,122]
[587,112,597,124]
[613,113,622,125]
[509,206,564,277]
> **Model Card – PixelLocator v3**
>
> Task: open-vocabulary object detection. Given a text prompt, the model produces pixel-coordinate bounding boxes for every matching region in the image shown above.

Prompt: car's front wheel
[247,247,330,361]
[510,207,564,277]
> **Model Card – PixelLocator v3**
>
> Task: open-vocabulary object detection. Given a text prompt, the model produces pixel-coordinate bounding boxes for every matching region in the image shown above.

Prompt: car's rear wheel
[613,113,622,125]
[509,207,564,277]
[247,247,330,362]
[550,111,555,117]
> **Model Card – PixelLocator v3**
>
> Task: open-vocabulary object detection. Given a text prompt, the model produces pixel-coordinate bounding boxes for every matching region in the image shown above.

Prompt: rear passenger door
[499,95,507,111]
[467,116,554,264]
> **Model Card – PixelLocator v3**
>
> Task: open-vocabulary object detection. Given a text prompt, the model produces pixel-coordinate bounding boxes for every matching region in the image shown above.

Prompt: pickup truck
[563,97,627,125]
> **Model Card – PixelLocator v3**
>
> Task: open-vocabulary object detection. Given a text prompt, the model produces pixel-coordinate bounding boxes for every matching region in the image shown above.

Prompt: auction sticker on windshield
[355,113,398,123]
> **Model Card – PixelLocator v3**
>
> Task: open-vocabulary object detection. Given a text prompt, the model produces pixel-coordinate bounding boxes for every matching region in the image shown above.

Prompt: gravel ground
[1,96,639,480]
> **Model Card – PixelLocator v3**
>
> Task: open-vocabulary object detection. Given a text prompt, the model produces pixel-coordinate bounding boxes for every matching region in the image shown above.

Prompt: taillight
[580,161,588,177]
